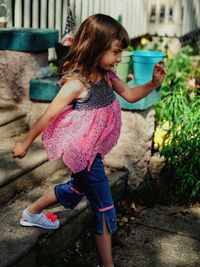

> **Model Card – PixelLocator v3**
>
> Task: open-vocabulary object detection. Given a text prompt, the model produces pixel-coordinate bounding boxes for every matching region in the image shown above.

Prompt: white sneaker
[20,208,60,229]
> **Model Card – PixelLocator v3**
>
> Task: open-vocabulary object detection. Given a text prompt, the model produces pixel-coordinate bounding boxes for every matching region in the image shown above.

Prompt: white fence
[4,0,148,39]
[2,0,200,39]
[148,0,200,36]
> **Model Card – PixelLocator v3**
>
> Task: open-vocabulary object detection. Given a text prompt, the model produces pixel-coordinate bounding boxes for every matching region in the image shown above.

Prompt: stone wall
[0,50,48,109]
[104,107,155,189]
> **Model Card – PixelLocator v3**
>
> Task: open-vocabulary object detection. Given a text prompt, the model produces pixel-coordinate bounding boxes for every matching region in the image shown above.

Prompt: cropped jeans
[54,154,117,234]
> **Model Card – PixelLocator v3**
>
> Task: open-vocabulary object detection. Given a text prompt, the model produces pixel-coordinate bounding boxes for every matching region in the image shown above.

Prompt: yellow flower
[162,121,170,131]
[154,121,172,149]
[141,38,148,46]
[154,127,166,149]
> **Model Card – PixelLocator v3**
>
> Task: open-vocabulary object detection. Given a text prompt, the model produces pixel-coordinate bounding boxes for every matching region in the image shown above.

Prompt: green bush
[154,46,200,203]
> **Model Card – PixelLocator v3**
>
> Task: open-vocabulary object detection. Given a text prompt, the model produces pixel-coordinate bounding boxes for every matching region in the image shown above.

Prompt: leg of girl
[95,217,114,267]
[20,178,84,229]
[28,187,58,213]
[64,154,117,267]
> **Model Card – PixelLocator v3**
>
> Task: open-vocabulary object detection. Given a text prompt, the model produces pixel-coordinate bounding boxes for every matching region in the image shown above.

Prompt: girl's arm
[112,61,167,103]
[12,79,84,158]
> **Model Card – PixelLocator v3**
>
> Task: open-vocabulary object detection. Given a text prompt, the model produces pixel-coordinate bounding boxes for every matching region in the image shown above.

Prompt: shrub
[154,46,200,203]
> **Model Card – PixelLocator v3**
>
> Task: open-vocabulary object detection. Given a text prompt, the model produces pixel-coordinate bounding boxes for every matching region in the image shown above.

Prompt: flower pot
[0,21,7,28]
[133,50,165,84]
[116,50,165,110]
[116,51,133,82]
[30,77,59,102]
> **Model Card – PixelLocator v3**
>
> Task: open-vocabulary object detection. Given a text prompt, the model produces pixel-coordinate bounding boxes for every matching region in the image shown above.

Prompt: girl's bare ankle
[27,205,41,214]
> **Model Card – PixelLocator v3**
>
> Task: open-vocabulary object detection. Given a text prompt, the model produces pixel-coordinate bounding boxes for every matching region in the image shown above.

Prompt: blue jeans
[54,154,117,234]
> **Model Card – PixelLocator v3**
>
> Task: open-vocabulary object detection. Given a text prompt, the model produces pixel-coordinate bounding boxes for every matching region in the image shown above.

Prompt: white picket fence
[2,0,200,39]
[4,0,148,39]
[148,0,200,36]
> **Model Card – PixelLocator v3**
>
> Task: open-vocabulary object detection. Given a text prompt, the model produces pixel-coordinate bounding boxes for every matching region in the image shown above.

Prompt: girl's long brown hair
[60,14,129,83]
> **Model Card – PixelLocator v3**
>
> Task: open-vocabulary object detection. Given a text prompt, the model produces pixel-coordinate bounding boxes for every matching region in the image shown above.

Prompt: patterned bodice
[73,80,116,110]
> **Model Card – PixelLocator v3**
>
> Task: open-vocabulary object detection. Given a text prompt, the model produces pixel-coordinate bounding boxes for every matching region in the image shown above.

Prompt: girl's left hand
[152,61,167,87]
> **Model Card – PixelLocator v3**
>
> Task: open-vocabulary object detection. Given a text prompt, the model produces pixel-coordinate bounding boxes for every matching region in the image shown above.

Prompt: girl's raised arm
[111,61,167,103]
[12,79,84,159]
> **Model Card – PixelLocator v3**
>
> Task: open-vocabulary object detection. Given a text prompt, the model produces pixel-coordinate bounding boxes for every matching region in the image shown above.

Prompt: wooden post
[88,0,93,16]
[165,0,170,25]
[62,0,68,35]
[155,0,161,29]
[32,0,39,28]
[81,0,88,21]
[14,0,22,27]
[173,0,182,36]
[195,0,200,28]
[48,0,54,28]
[55,0,62,38]
[40,0,47,28]
[182,0,188,35]
[24,0,31,28]
[74,0,82,28]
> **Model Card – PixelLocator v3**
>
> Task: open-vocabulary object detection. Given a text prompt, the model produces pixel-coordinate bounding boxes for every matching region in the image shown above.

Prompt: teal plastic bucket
[133,51,165,84]
[116,51,133,82]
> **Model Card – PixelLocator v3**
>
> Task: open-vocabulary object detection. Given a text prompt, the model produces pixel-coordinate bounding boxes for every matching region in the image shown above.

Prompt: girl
[12,14,166,267]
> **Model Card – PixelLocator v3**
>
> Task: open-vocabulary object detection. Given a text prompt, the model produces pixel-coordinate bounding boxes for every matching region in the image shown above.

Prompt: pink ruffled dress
[42,71,121,173]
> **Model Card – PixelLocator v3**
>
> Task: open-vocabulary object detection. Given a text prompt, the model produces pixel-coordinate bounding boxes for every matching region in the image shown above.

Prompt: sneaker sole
[20,218,60,230]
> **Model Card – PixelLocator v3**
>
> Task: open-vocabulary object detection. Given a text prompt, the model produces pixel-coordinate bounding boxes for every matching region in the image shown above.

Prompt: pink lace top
[42,71,121,173]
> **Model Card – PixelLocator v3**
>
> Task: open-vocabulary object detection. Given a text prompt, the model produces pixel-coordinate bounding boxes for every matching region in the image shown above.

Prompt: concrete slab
[112,218,200,267]
[134,205,200,241]
[60,204,200,267]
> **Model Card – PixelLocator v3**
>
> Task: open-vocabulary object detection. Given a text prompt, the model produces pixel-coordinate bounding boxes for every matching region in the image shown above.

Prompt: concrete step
[0,109,28,145]
[0,139,64,206]
[0,167,128,267]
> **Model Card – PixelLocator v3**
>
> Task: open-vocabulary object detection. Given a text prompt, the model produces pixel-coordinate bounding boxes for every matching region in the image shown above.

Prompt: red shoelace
[45,212,58,222]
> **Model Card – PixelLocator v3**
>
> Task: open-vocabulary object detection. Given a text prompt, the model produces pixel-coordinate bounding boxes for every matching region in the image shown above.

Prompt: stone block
[148,155,165,180]
[0,50,48,107]
[105,107,155,189]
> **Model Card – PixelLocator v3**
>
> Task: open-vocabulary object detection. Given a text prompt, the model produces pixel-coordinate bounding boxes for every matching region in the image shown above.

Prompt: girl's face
[98,40,123,71]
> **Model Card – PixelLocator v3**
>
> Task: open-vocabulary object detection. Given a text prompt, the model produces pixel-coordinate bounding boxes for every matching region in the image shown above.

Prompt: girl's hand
[152,60,167,87]
[12,142,28,159]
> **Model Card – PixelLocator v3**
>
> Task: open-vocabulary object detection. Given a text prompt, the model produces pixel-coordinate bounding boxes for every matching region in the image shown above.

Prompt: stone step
[0,139,64,206]
[0,167,128,267]
[0,109,28,145]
